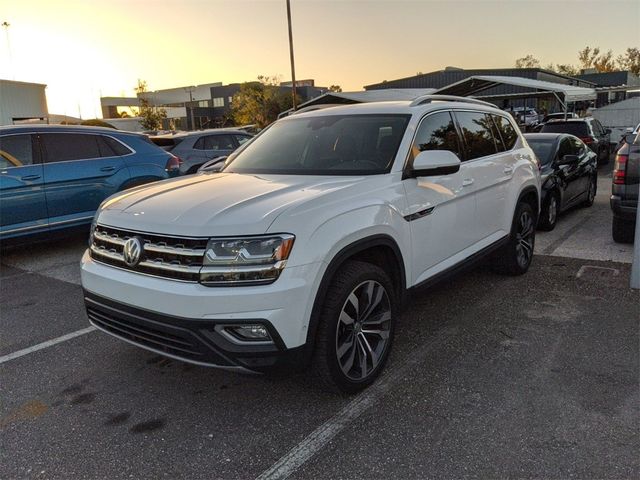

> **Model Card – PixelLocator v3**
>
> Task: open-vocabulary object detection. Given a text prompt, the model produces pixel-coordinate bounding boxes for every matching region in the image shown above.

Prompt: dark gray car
[611,132,639,243]
[150,129,253,174]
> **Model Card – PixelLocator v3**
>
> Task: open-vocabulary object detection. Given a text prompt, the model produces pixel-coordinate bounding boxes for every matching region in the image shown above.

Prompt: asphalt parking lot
[1,164,638,479]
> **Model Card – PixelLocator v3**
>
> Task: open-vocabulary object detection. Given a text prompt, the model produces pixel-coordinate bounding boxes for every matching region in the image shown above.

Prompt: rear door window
[0,134,36,168]
[40,133,102,163]
[100,136,132,156]
[204,135,234,150]
[234,134,252,146]
[454,111,499,160]
[410,111,461,162]
[491,115,518,150]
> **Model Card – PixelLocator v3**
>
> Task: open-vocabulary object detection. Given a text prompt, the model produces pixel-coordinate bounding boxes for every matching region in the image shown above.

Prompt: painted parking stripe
[0,326,96,365]
[256,326,458,480]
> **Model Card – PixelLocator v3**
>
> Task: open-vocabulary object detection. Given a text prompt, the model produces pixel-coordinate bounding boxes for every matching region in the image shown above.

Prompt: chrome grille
[90,225,208,281]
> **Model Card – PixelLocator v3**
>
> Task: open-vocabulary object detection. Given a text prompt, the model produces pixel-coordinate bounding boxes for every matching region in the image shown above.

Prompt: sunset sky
[1,0,638,119]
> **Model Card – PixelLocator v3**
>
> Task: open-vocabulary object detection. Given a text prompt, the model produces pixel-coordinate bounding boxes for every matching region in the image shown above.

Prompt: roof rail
[278,103,344,119]
[409,95,496,108]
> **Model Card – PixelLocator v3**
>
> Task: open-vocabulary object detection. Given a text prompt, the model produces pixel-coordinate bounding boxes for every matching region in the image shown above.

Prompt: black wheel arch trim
[302,234,407,364]
[516,185,540,220]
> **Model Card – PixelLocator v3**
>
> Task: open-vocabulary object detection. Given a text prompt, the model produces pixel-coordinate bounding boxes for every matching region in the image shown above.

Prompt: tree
[545,63,580,76]
[554,64,580,76]
[578,46,601,70]
[135,79,167,131]
[617,47,640,75]
[231,75,297,128]
[329,85,342,92]
[593,49,616,72]
[515,54,540,68]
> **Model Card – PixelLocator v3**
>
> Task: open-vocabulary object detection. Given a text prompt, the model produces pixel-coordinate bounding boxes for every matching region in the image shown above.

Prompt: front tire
[312,261,396,393]
[492,201,536,276]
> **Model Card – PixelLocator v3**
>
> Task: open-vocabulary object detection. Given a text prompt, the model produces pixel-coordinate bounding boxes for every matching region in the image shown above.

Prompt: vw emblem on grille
[122,237,143,267]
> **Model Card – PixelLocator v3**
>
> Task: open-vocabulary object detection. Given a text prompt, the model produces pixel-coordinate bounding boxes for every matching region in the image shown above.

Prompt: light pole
[184,86,196,130]
[286,0,297,111]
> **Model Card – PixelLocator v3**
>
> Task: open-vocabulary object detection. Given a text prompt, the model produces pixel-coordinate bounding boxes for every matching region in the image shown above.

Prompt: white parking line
[255,326,458,480]
[0,326,96,365]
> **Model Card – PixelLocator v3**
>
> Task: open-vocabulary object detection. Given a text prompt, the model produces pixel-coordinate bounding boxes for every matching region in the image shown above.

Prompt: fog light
[226,325,272,341]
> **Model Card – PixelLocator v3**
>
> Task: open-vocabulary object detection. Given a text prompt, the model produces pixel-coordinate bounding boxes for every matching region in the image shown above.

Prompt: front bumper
[81,250,324,371]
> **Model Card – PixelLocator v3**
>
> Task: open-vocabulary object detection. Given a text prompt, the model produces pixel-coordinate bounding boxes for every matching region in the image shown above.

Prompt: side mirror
[408,150,461,178]
[557,154,578,166]
[198,156,227,173]
[605,128,612,135]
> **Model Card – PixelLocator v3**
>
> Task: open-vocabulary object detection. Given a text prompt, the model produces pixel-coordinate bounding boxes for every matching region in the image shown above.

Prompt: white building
[0,79,48,125]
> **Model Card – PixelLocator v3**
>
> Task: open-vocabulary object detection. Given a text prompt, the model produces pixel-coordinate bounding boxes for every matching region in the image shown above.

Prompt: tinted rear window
[455,111,499,160]
[150,137,182,151]
[41,133,102,163]
[540,122,589,136]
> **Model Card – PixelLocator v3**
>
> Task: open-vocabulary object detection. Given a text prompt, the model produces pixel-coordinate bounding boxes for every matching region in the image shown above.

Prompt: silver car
[150,129,253,174]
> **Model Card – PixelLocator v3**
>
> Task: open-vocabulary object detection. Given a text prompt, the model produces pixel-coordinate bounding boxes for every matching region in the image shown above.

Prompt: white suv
[81,96,540,392]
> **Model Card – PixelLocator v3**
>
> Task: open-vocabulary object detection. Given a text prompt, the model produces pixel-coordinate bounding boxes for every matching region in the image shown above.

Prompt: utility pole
[286,0,297,111]
[184,86,196,130]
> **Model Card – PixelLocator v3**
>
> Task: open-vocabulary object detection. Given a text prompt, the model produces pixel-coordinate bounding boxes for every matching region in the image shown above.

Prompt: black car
[611,132,639,243]
[525,133,598,230]
[540,118,611,164]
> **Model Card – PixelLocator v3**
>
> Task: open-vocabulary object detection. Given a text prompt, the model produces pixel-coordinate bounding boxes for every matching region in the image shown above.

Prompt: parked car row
[538,117,611,164]
[149,129,253,174]
[0,125,253,243]
[524,133,597,231]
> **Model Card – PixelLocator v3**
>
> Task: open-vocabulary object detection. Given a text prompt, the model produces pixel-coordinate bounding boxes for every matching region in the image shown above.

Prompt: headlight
[199,234,295,286]
[88,215,98,247]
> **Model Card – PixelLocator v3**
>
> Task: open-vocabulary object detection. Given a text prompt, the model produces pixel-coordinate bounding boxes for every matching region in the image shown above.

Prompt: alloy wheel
[515,210,534,268]
[335,280,391,381]
[588,178,596,203]
[548,196,557,225]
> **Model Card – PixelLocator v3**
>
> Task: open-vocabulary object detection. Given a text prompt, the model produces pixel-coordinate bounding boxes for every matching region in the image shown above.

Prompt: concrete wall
[0,80,48,125]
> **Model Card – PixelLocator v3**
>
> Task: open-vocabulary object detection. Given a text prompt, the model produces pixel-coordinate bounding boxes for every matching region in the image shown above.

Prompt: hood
[97,172,365,236]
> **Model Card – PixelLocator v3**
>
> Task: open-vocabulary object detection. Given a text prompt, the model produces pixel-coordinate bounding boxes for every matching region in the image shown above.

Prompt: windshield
[224,114,411,175]
[527,138,556,166]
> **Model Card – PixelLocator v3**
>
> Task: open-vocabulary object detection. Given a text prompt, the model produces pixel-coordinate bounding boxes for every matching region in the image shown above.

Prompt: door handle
[100,166,116,172]
[503,166,514,174]
[462,178,474,187]
[21,174,41,181]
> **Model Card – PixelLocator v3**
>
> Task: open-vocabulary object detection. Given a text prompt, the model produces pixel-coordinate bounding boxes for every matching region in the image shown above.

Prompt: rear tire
[538,191,559,231]
[612,216,635,243]
[582,175,597,207]
[312,261,396,394]
[492,201,536,276]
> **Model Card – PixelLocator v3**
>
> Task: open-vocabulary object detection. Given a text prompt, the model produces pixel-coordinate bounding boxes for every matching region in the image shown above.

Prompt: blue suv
[0,125,180,242]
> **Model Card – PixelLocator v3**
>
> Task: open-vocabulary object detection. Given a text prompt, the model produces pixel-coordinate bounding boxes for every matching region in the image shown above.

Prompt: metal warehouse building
[0,79,48,125]
[364,67,596,111]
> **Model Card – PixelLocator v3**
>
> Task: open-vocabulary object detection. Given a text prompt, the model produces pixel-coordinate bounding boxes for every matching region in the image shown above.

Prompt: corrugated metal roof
[279,88,437,117]
[434,75,596,102]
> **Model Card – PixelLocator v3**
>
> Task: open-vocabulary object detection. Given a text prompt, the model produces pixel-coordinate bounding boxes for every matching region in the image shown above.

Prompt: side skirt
[409,235,510,294]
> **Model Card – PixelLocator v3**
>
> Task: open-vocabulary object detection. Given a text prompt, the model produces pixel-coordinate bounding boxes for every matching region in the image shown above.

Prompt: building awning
[434,75,597,103]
